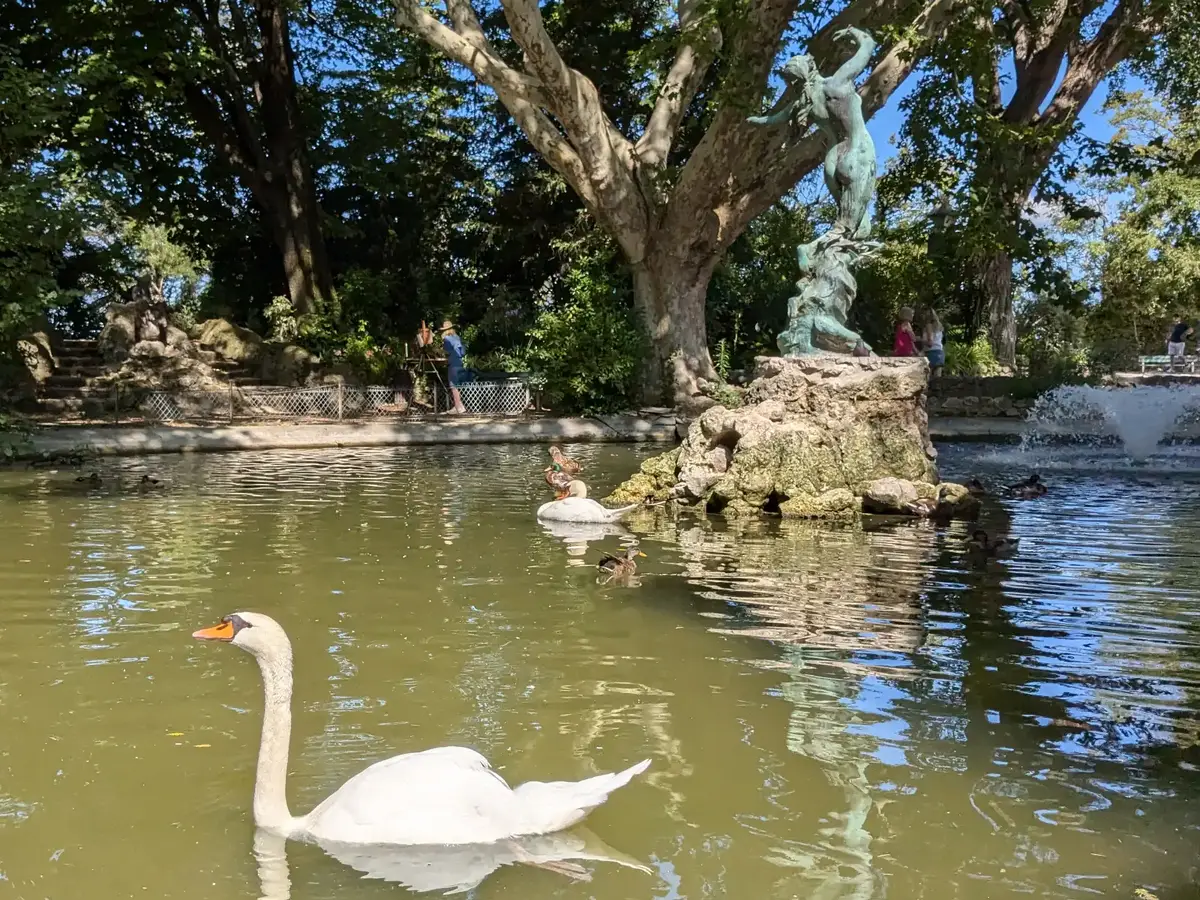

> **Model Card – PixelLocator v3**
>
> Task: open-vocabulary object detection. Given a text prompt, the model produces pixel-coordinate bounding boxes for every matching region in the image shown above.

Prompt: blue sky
[865,66,1126,167]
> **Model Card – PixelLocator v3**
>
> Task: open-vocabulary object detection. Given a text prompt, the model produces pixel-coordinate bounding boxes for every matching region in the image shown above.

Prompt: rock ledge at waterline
[606,355,978,521]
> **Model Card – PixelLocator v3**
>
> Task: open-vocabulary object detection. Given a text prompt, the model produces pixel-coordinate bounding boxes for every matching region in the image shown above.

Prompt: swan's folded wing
[303,746,518,846]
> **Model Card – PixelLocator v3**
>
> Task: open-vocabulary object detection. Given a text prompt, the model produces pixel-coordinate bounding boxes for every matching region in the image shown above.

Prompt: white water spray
[1025,385,1200,460]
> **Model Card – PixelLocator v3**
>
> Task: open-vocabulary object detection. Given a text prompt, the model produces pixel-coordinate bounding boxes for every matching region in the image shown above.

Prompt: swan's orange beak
[554,489,568,499]
[193,620,235,641]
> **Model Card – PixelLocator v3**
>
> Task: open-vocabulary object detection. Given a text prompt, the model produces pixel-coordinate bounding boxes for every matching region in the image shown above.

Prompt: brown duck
[547,445,581,476]
[598,546,646,578]
[544,466,574,499]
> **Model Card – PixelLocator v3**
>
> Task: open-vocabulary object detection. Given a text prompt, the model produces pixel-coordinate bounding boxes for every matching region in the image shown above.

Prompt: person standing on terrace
[441,319,468,414]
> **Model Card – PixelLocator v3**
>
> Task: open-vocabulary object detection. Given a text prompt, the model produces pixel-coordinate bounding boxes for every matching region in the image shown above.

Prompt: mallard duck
[75,472,101,485]
[967,478,988,496]
[1006,473,1047,498]
[598,546,645,577]
[966,530,1020,556]
[544,466,574,498]
[537,481,639,523]
[139,474,164,491]
[905,498,939,517]
[547,445,581,476]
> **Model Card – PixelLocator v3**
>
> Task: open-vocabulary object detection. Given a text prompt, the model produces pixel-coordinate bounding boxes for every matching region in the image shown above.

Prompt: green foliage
[1087,97,1200,359]
[323,321,408,384]
[944,336,1003,377]
[1017,296,1089,381]
[492,235,646,416]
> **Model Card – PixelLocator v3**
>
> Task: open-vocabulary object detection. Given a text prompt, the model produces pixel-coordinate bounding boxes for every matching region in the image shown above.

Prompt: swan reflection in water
[253,826,651,897]
[539,520,632,563]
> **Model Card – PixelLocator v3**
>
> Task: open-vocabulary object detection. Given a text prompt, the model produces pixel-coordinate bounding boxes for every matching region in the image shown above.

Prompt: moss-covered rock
[937,482,982,520]
[779,488,858,520]
[603,445,682,504]
[194,318,264,364]
[612,355,941,520]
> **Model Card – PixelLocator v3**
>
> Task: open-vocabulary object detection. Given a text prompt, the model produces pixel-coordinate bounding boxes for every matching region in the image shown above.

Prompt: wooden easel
[412,320,448,410]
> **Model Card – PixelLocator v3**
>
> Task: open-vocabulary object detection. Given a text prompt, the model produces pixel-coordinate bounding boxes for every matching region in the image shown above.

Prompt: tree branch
[635,0,723,168]
[391,0,603,218]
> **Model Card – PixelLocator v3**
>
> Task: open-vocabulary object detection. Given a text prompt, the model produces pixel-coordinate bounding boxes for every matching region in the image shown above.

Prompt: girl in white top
[922,309,945,377]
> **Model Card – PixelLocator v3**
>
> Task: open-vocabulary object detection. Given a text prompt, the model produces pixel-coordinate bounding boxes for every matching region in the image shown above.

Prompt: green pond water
[0,443,1197,899]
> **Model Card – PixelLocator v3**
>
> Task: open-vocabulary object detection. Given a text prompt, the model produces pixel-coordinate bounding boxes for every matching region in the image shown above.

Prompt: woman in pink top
[893,306,918,356]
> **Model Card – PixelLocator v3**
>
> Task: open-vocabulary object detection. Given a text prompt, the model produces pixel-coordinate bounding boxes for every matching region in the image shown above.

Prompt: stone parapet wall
[927,376,1035,418]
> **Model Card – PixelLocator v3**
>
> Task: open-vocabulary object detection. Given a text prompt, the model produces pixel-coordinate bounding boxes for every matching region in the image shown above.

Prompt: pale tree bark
[965,0,1163,365]
[172,0,332,316]
[394,0,957,408]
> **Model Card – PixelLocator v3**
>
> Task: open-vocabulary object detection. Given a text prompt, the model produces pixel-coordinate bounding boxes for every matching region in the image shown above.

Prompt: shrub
[944,335,1004,376]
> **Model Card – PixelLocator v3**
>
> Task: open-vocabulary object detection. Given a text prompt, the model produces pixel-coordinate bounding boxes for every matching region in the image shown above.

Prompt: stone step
[40,384,117,399]
[44,374,89,387]
[50,366,107,378]
[59,339,99,351]
[36,397,108,416]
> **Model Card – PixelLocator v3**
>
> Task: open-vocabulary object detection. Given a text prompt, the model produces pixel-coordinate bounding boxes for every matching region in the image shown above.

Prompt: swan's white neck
[253,646,300,834]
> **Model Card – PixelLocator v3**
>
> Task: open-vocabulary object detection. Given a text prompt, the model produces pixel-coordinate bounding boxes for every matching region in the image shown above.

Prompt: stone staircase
[35,338,264,418]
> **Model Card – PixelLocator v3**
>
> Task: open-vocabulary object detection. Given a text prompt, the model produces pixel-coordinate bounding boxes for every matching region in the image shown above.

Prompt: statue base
[606,356,981,520]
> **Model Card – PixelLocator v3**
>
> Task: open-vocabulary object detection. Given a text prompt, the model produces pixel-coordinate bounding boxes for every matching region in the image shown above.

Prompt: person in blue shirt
[441,319,468,414]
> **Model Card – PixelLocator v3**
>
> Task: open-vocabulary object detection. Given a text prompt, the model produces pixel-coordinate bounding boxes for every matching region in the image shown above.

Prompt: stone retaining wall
[926,376,1035,418]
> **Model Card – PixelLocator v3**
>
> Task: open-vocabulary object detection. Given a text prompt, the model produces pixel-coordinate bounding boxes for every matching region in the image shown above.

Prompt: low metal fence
[135,379,533,423]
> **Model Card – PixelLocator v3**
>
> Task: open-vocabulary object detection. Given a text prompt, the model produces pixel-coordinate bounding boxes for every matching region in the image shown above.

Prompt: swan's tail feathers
[511,759,651,835]
[604,504,640,522]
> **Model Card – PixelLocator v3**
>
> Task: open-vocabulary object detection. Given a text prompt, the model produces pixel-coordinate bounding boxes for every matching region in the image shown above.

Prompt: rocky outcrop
[193,318,264,363]
[99,299,172,363]
[192,318,316,386]
[92,340,246,417]
[609,355,978,520]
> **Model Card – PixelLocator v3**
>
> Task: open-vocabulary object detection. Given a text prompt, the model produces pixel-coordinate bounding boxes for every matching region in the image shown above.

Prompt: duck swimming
[537,481,639,523]
[598,546,645,578]
[966,530,1019,556]
[139,474,164,491]
[1007,473,1047,499]
[967,478,988,496]
[193,612,650,845]
[75,472,101,485]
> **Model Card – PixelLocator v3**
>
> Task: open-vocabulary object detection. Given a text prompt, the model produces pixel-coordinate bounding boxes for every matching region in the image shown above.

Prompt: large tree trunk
[256,0,333,315]
[632,249,719,410]
[972,248,1015,366]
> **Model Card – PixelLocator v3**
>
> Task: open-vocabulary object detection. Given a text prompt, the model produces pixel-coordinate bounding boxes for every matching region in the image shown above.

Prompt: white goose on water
[193,613,650,846]
[536,480,639,524]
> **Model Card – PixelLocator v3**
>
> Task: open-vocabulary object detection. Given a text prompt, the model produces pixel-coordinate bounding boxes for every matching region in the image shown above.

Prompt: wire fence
[123,379,535,423]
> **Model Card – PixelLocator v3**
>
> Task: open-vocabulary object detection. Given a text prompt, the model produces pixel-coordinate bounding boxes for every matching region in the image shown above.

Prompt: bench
[1140,355,1197,373]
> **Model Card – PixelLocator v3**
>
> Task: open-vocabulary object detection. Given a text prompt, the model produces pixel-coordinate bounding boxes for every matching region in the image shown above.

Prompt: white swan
[193,613,650,845]
[536,480,639,524]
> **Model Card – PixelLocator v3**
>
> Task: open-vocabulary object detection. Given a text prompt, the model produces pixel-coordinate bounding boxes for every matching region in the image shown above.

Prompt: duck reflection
[253,826,650,897]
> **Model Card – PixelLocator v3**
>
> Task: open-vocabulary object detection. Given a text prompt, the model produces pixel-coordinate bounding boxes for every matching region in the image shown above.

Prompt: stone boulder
[604,447,681,504]
[194,318,264,364]
[92,341,246,419]
[99,301,138,363]
[609,355,941,520]
[260,342,317,387]
[99,299,172,363]
[862,477,919,514]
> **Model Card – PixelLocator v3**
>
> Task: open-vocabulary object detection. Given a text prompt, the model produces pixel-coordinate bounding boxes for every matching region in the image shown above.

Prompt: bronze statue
[748,27,880,356]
